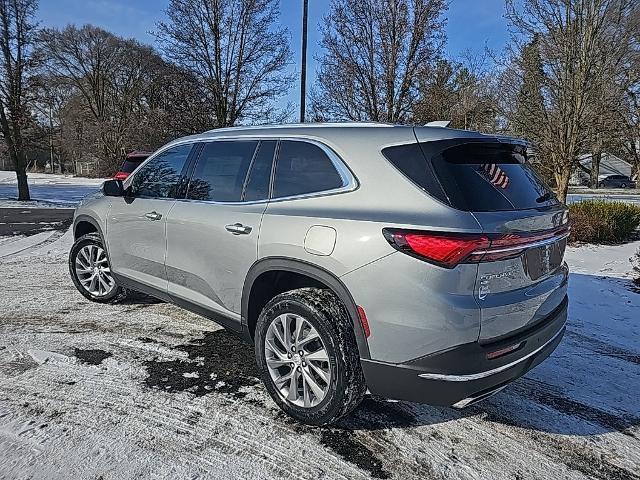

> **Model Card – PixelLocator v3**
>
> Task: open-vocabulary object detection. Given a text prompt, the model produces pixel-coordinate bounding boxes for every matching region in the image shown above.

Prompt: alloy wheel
[74,244,116,297]
[264,313,332,408]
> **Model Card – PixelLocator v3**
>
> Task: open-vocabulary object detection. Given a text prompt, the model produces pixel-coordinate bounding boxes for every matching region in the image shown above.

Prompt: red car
[113,151,152,180]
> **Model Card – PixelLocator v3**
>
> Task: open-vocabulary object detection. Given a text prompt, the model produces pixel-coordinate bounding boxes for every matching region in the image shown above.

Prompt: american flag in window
[479,163,509,189]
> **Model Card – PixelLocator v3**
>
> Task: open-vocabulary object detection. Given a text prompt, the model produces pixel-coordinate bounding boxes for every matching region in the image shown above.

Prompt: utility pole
[299,0,309,123]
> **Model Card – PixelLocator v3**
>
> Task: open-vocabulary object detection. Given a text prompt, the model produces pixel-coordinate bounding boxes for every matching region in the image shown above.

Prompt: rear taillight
[383,226,569,268]
[113,171,128,180]
[383,230,490,268]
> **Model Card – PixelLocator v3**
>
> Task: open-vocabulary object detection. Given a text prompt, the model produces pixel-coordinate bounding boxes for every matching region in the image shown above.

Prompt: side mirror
[103,179,124,197]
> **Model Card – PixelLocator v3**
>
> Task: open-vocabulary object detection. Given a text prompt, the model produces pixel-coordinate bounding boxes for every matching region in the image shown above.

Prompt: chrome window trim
[268,137,358,203]
[152,136,358,206]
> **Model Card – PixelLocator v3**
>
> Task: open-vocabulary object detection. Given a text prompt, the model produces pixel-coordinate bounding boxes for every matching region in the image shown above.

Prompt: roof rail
[206,122,395,133]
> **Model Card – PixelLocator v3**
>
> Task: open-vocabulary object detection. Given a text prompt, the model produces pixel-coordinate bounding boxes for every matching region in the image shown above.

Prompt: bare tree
[155,0,293,128]
[504,0,638,202]
[414,52,500,132]
[38,25,190,175]
[615,8,640,183]
[0,0,38,200]
[313,0,447,122]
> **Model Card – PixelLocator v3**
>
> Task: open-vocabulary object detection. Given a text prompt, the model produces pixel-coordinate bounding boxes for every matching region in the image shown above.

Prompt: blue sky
[39,0,510,109]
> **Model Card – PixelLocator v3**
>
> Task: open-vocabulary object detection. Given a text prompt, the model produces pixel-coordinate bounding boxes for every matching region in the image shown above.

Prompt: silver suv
[69,123,569,425]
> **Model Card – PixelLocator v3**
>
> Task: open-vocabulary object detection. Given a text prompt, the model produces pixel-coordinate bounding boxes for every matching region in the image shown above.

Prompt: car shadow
[116,290,164,305]
[135,272,639,438]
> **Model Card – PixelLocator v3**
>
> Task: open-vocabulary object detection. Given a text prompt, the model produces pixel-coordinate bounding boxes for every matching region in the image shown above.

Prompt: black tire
[255,287,366,425]
[621,183,627,189]
[69,232,126,303]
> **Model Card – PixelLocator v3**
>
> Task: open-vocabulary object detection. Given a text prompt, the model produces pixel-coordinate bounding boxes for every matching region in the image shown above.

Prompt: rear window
[383,140,558,212]
[120,159,145,173]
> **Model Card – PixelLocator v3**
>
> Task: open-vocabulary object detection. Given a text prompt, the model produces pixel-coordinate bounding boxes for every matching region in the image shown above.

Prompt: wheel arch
[242,257,370,360]
[73,215,103,240]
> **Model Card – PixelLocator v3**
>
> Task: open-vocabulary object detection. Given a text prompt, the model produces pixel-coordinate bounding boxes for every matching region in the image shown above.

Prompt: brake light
[113,171,129,180]
[383,226,569,268]
[383,230,490,268]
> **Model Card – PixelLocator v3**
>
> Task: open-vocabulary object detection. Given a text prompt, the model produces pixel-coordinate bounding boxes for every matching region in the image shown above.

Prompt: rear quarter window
[273,141,345,198]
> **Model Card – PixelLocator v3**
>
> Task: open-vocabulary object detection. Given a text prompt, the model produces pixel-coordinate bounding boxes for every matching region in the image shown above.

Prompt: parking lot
[0,217,639,479]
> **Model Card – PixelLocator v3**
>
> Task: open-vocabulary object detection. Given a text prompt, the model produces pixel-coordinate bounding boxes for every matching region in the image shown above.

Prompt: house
[570,153,634,186]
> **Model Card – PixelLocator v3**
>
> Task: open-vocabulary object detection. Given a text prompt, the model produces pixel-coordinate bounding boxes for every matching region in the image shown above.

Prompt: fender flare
[73,215,104,240]
[242,257,371,360]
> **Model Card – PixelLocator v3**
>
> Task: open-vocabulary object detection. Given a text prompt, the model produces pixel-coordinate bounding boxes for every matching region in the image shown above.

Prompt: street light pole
[299,0,309,123]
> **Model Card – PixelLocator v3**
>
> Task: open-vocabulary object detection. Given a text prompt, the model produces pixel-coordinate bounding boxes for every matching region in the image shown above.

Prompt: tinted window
[187,141,258,202]
[243,140,276,201]
[383,140,558,212]
[382,142,448,205]
[273,141,344,198]
[434,142,557,211]
[120,159,145,174]
[129,144,192,198]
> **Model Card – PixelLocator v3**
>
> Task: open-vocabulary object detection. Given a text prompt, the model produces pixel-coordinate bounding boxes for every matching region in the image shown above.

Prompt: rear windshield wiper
[535,192,554,203]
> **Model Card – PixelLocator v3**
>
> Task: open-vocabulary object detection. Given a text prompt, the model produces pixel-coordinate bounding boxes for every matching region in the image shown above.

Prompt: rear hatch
[393,131,569,342]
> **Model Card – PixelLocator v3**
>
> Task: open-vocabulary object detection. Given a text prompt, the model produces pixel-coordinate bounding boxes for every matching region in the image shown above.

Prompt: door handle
[225,223,252,235]
[145,211,162,221]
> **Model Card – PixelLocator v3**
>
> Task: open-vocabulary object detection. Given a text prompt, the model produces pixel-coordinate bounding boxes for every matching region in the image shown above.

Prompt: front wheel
[255,288,366,425]
[69,232,125,303]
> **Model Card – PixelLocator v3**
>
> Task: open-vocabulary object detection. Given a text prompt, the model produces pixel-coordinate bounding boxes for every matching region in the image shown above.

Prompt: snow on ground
[0,231,639,479]
[0,198,78,209]
[0,172,105,208]
[0,171,106,186]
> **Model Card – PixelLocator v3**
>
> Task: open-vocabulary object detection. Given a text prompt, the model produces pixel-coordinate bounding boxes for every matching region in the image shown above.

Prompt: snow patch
[0,231,57,258]
[27,349,71,365]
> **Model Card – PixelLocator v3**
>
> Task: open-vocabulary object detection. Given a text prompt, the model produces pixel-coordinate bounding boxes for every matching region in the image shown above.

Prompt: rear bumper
[361,296,567,407]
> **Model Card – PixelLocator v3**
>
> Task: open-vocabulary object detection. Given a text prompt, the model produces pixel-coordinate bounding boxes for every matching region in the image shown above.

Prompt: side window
[273,141,344,198]
[187,141,258,202]
[243,140,276,201]
[129,144,192,199]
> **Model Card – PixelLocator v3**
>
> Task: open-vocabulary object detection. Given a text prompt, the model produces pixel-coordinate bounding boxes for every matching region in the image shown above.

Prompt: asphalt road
[0,208,74,236]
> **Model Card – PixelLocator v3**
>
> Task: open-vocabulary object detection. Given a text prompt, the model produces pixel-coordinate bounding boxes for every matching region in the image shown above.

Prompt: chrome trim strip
[418,326,565,382]
[473,232,570,255]
[128,137,358,205]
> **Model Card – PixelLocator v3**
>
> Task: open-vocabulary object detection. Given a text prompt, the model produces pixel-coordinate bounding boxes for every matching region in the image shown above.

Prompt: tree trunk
[590,151,601,188]
[16,166,30,201]
[554,168,571,204]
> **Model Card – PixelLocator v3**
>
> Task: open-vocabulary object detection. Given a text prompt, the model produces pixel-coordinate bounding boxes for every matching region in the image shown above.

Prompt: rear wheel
[69,233,125,303]
[255,288,366,425]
